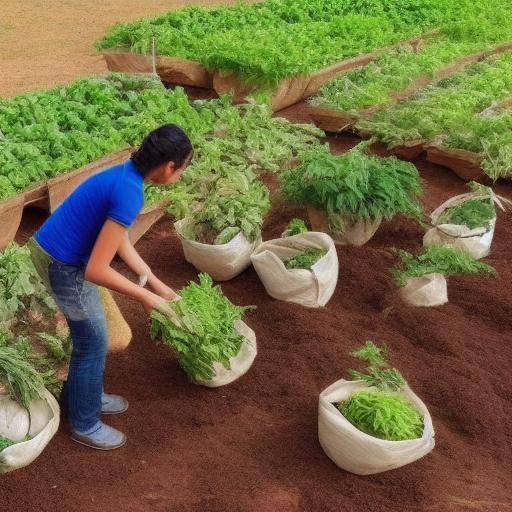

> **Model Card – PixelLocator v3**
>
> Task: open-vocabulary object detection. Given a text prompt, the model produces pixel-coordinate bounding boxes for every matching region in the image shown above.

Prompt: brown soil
[3,131,511,512]
[0,0,242,97]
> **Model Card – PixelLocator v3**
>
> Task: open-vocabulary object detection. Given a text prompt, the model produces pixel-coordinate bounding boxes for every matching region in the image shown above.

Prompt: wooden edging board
[102,50,213,88]
[425,145,489,182]
[307,40,512,133]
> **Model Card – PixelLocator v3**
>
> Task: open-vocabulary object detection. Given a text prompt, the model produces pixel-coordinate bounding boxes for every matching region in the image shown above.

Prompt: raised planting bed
[307,29,512,133]
[356,52,512,181]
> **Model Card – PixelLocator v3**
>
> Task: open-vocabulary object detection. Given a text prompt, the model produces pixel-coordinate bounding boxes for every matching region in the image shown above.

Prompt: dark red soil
[3,132,512,512]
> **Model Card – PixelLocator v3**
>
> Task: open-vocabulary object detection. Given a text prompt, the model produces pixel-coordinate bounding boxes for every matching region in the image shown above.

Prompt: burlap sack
[307,206,381,246]
[175,219,259,281]
[251,232,338,308]
[399,273,448,307]
[318,379,435,475]
[0,389,60,474]
[195,320,257,388]
[423,191,509,259]
[98,287,132,353]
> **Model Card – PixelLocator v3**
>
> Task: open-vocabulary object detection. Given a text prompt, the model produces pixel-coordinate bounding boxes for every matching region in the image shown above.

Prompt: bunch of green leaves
[437,183,496,229]
[280,143,423,226]
[0,345,45,408]
[95,0,501,88]
[392,246,496,286]
[150,273,255,382]
[282,218,309,237]
[179,168,270,244]
[0,244,56,324]
[339,389,424,440]
[283,248,327,270]
[311,16,512,113]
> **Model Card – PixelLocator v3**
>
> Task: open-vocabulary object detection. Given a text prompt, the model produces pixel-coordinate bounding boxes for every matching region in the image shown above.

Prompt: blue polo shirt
[35,160,144,265]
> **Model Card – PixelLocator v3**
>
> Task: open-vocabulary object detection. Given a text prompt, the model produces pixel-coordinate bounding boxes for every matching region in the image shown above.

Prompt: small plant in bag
[437,182,496,230]
[337,341,424,441]
[150,273,255,382]
[283,248,327,270]
[391,246,496,287]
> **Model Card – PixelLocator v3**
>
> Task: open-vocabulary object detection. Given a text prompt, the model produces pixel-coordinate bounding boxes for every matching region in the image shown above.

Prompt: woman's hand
[140,289,173,315]
[148,278,180,302]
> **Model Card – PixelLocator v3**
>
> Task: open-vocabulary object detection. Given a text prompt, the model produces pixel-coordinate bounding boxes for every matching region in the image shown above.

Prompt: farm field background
[0,0,240,97]
[1,1,512,511]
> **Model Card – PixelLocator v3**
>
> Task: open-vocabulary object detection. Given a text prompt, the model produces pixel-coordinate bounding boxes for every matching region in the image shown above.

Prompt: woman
[29,124,193,450]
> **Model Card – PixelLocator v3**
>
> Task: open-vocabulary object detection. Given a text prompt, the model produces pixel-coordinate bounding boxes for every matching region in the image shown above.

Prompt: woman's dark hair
[131,124,193,175]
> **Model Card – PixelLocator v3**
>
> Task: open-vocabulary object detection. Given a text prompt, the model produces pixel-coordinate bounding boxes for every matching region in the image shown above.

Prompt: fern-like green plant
[392,246,496,286]
[280,143,423,228]
[283,248,326,270]
[338,341,424,441]
[0,436,16,451]
[339,389,424,441]
[282,218,309,237]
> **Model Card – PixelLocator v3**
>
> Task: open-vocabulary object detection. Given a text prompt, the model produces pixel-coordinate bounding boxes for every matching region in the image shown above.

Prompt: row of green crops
[357,51,512,179]
[0,74,321,202]
[95,0,503,88]
[310,17,512,113]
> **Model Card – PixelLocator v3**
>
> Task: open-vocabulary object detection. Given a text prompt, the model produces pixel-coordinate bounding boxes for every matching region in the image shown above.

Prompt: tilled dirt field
[0,0,239,97]
[3,134,512,512]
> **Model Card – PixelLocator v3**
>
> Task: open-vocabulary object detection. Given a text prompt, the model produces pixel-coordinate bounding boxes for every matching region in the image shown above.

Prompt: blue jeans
[47,260,108,432]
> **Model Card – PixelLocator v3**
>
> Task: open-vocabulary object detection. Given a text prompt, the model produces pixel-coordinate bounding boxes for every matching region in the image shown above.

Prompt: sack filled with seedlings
[251,230,338,308]
[150,273,256,387]
[392,246,496,307]
[280,142,423,246]
[0,346,59,474]
[318,342,434,475]
[423,182,510,259]
[174,174,269,281]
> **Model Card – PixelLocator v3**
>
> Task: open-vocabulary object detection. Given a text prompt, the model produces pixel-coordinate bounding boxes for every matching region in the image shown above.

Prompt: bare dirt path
[0,0,236,97]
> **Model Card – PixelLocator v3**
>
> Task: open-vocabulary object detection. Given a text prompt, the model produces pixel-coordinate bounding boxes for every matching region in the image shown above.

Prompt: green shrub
[283,248,327,269]
[282,218,309,237]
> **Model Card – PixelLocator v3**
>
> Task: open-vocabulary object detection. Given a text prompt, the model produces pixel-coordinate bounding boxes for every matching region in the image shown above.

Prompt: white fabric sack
[175,218,260,281]
[195,320,257,388]
[0,389,60,474]
[423,192,501,260]
[251,232,338,307]
[307,206,381,246]
[400,273,448,307]
[318,379,435,475]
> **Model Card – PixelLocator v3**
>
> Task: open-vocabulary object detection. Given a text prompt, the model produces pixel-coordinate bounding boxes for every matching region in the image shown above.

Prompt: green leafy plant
[392,246,496,286]
[0,345,45,408]
[150,273,255,381]
[437,182,496,229]
[358,52,512,179]
[36,332,72,362]
[283,248,326,269]
[280,142,423,229]
[96,0,503,88]
[337,341,423,441]
[339,389,424,441]
[282,218,309,237]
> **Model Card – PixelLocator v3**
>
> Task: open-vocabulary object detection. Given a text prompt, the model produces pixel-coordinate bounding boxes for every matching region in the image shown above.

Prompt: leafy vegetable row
[0,74,321,202]
[310,17,512,113]
[357,51,512,179]
[96,0,503,88]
